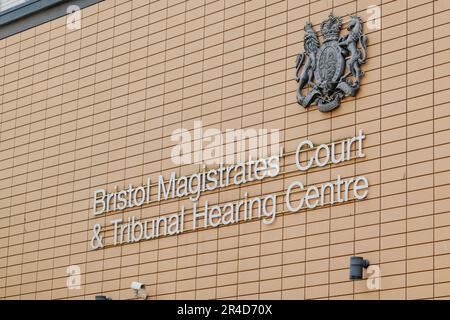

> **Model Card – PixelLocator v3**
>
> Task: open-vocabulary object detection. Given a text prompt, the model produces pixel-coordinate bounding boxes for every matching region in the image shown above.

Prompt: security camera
[131,281,144,290]
[130,281,148,300]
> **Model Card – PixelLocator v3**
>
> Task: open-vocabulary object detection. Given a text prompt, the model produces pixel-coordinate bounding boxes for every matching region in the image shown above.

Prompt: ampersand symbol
[91,223,103,250]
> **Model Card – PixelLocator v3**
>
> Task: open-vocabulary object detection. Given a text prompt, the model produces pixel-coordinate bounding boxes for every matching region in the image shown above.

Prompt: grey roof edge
[0,0,103,40]
[0,0,40,18]
[0,0,65,26]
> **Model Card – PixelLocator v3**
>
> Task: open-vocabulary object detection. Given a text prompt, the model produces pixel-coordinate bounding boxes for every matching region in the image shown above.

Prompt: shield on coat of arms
[314,41,345,94]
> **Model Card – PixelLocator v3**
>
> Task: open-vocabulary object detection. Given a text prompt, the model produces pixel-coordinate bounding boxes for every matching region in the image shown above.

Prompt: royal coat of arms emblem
[295,13,368,112]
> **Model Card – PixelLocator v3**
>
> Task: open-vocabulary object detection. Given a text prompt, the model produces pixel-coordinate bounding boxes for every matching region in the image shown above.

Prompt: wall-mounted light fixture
[349,256,370,280]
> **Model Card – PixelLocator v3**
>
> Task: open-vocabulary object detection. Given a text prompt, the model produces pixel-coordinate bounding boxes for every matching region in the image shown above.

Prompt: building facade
[1,0,450,300]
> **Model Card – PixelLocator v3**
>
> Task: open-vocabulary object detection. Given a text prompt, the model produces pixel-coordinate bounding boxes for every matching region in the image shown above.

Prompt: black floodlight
[349,256,370,280]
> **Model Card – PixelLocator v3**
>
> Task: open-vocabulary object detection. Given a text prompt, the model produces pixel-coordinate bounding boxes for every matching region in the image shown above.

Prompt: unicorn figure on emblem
[338,15,368,89]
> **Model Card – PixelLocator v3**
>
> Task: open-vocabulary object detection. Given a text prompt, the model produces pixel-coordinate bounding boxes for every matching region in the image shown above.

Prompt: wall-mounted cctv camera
[131,281,144,290]
[131,281,148,300]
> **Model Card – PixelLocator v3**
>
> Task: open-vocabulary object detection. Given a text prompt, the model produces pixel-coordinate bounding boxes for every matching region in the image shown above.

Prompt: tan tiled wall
[1,0,450,300]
